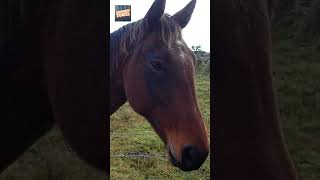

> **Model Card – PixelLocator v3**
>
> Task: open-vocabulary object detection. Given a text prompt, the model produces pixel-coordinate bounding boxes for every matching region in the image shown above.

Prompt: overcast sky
[110,0,210,52]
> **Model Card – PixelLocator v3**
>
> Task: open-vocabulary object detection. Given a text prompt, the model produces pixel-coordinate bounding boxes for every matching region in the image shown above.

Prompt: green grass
[272,38,320,180]
[110,68,211,179]
[0,127,106,180]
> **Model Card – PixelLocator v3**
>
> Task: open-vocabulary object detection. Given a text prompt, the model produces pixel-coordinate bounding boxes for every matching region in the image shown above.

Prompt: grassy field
[0,127,106,180]
[110,68,211,179]
[272,38,320,180]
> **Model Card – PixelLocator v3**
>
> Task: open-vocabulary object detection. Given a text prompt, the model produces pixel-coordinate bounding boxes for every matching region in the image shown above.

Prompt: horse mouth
[167,144,208,171]
[168,145,178,167]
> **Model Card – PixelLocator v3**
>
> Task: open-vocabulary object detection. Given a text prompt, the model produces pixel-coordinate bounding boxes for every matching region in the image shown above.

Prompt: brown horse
[110,0,209,171]
[1,0,107,173]
[212,0,298,179]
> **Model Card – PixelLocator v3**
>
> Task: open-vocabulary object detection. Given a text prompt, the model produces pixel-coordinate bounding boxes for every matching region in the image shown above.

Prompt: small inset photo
[115,5,131,22]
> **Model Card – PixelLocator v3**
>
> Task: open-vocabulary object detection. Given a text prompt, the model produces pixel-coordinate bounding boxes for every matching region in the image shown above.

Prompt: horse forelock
[110,13,187,77]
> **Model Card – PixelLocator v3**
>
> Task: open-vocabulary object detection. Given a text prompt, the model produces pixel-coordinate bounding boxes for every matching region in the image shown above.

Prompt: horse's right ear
[143,0,166,30]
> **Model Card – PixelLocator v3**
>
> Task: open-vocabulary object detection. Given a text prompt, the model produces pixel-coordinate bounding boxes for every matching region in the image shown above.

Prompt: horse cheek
[123,62,150,114]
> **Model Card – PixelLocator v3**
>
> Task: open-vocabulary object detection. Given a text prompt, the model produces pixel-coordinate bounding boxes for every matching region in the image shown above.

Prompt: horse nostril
[181,145,208,171]
[182,145,198,167]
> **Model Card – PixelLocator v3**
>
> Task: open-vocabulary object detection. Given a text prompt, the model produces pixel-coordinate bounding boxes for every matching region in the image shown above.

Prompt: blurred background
[1,0,319,180]
[270,1,320,180]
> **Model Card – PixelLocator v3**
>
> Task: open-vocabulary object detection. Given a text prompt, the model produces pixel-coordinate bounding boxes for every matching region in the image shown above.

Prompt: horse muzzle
[168,144,208,171]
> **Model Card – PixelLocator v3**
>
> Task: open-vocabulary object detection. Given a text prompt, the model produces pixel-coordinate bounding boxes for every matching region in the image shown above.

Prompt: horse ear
[172,0,196,29]
[143,0,166,29]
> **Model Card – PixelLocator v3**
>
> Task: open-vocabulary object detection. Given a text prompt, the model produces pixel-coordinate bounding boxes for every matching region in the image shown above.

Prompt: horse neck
[109,32,127,115]
[213,1,298,180]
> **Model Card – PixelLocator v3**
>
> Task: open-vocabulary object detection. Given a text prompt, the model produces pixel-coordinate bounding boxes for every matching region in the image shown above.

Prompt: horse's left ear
[143,0,166,30]
[172,0,196,29]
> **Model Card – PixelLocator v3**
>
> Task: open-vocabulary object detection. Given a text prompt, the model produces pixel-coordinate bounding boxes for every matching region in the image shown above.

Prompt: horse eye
[150,61,163,71]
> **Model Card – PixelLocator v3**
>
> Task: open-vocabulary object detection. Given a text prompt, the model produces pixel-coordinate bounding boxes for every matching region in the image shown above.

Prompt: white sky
[110,0,210,52]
